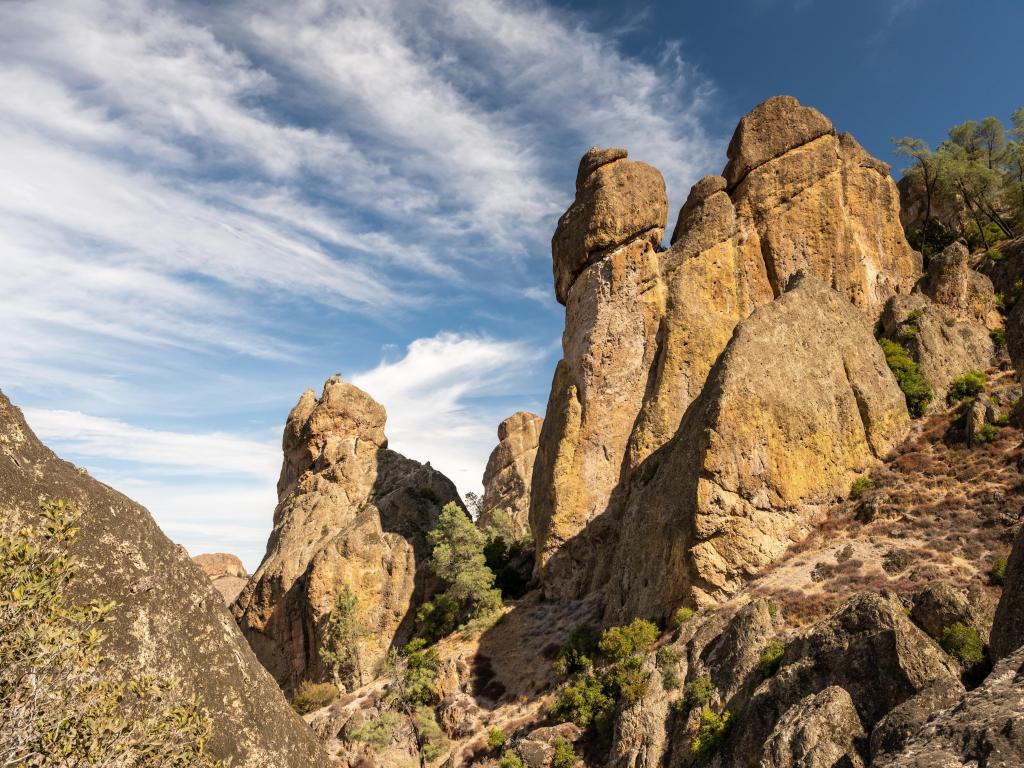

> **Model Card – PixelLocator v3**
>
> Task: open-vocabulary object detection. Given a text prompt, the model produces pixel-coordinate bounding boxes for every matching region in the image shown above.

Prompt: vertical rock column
[530,148,668,598]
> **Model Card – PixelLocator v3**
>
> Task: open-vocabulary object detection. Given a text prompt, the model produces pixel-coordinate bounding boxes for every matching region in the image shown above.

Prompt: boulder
[605,275,910,618]
[478,411,543,538]
[723,593,961,764]
[910,582,990,641]
[517,723,582,768]
[991,523,1024,661]
[868,677,964,761]
[193,552,249,603]
[233,375,460,692]
[551,148,668,305]
[879,292,993,404]
[922,241,1002,329]
[758,686,867,768]
[0,391,330,767]
[872,644,1024,767]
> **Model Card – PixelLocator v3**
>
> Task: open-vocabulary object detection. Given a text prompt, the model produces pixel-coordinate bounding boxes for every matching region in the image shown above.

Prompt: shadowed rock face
[478,411,542,537]
[531,96,920,605]
[233,375,460,693]
[0,391,329,768]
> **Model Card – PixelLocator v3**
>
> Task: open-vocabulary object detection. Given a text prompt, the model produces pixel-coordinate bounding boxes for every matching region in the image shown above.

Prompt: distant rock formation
[233,375,460,692]
[478,411,542,538]
[532,95,919,604]
[0,391,329,767]
[193,552,249,603]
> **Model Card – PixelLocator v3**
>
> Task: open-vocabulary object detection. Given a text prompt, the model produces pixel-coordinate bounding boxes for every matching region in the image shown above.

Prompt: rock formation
[531,95,920,603]
[193,551,249,603]
[991,522,1024,661]
[478,411,542,537]
[0,390,329,767]
[605,274,910,618]
[233,375,461,692]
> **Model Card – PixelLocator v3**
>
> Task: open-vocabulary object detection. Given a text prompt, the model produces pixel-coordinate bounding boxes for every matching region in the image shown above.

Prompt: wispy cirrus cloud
[0,0,719,560]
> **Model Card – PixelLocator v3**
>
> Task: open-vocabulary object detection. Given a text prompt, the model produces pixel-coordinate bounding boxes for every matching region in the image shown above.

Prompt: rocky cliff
[532,95,920,605]
[478,411,542,537]
[233,375,461,692]
[0,391,330,767]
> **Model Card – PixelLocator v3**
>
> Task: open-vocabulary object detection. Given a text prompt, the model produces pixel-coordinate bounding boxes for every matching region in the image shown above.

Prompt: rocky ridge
[478,411,543,537]
[233,375,461,693]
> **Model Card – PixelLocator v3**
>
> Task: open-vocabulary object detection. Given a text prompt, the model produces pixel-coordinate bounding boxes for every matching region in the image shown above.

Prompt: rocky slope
[233,375,461,693]
[0,391,329,767]
[194,551,249,603]
[478,411,542,537]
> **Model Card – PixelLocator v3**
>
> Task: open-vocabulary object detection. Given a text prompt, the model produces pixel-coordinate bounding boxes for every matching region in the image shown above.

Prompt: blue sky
[1,0,1021,570]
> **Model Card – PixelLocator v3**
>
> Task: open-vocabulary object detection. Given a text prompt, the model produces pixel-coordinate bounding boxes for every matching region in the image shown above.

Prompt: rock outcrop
[991,522,1024,661]
[193,551,249,603]
[233,375,460,692]
[758,686,866,768]
[531,96,920,604]
[604,274,910,617]
[0,391,329,767]
[478,411,542,537]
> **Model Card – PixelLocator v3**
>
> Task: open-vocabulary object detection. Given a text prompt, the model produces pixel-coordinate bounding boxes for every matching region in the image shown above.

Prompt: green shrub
[691,709,733,765]
[976,423,1000,443]
[0,499,223,766]
[879,338,934,417]
[350,711,400,752]
[554,623,599,675]
[399,639,440,706]
[947,371,986,405]
[991,328,1007,352]
[413,706,446,762]
[850,476,874,499]
[598,619,659,663]
[987,248,1003,261]
[291,680,339,714]
[672,606,695,628]
[499,751,527,768]
[680,676,715,716]
[551,738,577,768]
[939,622,985,666]
[757,639,785,677]
[487,727,507,751]
[552,673,614,732]
[320,585,369,689]
[991,556,1009,585]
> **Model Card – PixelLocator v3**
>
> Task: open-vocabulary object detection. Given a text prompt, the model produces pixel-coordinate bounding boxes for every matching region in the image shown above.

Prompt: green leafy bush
[320,584,369,689]
[947,371,986,405]
[680,676,715,716]
[691,709,733,765]
[413,706,446,762]
[991,555,1009,585]
[879,338,934,417]
[487,727,507,751]
[976,423,1000,443]
[598,619,659,663]
[551,738,577,768]
[291,680,339,714]
[991,328,1007,351]
[499,750,527,768]
[551,674,614,732]
[672,606,695,628]
[350,711,400,751]
[757,639,785,677]
[939,622,985,666]
[399,639,441,706]
[0,499,222,767]
[850,476,874,499]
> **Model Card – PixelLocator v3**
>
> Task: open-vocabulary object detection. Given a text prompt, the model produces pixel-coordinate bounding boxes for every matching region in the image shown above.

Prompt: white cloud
[350,332,545,496]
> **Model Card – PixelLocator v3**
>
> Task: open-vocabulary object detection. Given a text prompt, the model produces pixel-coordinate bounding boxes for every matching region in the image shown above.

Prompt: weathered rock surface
[478,411,542,537]
[193,552,249,603]
[532,96,920,604]
[0,391,329,767]
[517,723,583,768]
[723,593,961,765]
[872,645,1024,767]
[233,375,460,692]
[605,275,910,617]
[868,677,965,761]
[758,686,867,768]
[879,292,994,404]
[910,582,990,642]
[532,150,668,597]
[923,241,1003,329]
[991,523,1024,661]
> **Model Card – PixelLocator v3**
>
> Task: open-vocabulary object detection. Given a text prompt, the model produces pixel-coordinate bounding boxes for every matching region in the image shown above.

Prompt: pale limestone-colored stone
[233,375,460,692]
[478,411,542,538]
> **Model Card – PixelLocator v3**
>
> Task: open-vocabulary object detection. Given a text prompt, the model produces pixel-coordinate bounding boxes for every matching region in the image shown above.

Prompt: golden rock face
[532,96,921,610]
